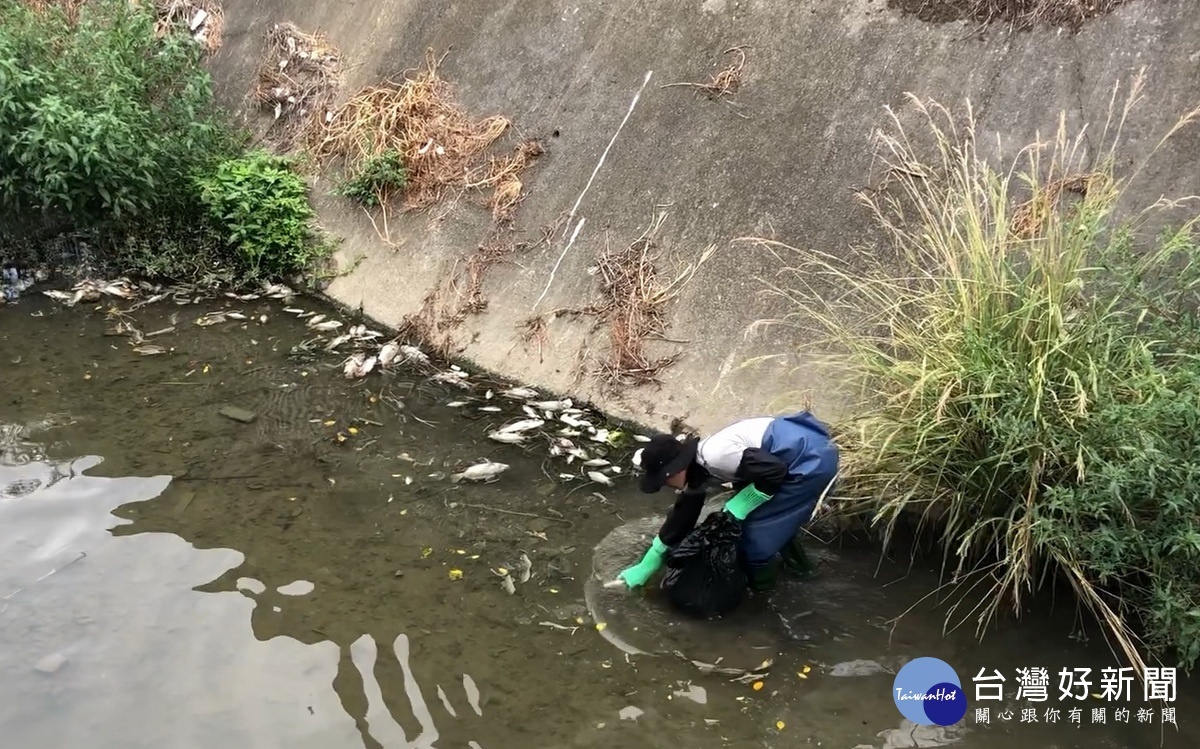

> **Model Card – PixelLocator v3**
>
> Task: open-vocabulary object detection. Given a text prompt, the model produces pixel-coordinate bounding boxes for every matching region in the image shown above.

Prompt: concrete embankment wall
[207,0,1200,434]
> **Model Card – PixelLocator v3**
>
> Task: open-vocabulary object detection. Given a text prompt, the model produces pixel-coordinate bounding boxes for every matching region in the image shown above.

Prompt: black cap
[637,434,699,493]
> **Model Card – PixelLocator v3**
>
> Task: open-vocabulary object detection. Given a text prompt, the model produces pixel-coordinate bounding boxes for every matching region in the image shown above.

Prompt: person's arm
[724,448,789,519]
[657,486,707,546]
[618,487,706,588]
[735,448,789,494]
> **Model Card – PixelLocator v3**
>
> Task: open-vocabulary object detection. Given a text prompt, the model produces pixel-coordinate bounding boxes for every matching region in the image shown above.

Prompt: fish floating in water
[487,431,527,444]
[400,345,430,365]
[587,471,614,486]
[501,387,539,400]
[496,418,545,435]
[450,460,510,483]
[529,399,572,412]
[377,341,401,367]
[343,353,377,379]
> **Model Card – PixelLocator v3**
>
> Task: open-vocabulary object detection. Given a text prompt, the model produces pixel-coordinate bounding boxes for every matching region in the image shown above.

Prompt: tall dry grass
[744,72,1200,672]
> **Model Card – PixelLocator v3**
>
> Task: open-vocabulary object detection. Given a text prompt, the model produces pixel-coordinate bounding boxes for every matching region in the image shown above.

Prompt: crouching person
[618,411,839,592]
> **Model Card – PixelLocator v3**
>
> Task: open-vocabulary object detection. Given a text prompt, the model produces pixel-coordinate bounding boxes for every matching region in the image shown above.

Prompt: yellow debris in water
[448,569,463,581]
[797,672,808,680]
[497,567,508,575]
[335,433,347,443]
[549,588,559,594]
[776,721,785,730]
[752,681,764,691]
[348,427,359,435]
[469,555,480,560]
[202,364,210,374]
[369,396,378,404]
[802,665,811,674]
[575,617,584,625]
[421,547,433,558]
[324,420,336,427]
[595,623,607,632]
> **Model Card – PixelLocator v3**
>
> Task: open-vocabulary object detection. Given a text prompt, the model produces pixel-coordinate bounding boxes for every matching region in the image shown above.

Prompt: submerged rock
[34,653,68,675]
[218,406,257,424]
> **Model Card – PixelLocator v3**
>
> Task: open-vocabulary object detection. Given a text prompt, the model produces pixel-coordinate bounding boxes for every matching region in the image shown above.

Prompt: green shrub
[0,0,233,225]
[753,88,1200,671]
[196,151,325,279]
[334,150,408,207]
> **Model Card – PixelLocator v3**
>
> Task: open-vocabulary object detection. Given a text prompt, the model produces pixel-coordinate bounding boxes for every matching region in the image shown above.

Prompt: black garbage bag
[660,510,748,618]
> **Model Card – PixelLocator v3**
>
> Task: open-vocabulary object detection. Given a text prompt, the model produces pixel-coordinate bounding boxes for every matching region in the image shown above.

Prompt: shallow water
[1,291,1196,748]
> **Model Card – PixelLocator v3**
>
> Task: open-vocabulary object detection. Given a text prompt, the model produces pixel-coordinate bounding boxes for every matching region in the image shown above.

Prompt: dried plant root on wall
[524,210,716,392]
[153,0,224,57]
[308,49,541,214]
[250,22,341,151]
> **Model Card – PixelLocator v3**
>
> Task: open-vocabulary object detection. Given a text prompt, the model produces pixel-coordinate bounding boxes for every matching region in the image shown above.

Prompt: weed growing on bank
[334,150,409,207]
[750,76,1200,671]
[0,0,331,288]
[197,151,325,279]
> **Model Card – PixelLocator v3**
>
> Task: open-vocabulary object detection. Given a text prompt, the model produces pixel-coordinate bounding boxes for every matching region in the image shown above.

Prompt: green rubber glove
[618,536,669,588]
[724,483,773,520]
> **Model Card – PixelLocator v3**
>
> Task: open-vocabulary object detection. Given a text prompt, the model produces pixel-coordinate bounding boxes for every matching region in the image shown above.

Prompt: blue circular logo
[892,657,968,726]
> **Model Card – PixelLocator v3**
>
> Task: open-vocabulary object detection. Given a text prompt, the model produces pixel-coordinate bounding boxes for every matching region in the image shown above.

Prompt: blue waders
[737,411,839,574]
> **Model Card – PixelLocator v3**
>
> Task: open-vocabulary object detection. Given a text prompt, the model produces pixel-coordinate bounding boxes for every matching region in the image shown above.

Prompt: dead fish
[377,341,400,367]
[195,312,227,326]
[432,372,471,389]
[487,431,527,444]
[560,414,591,429]
[583,458,610,467]
[132,344,167,356]
[558,473,578,481]
[522,405,541,419]
[400,345,429,365]
[42,290,74,302]
[310,320,343,332]
[225,312,248,320]
[485,390,494,400]
[501,387,539,399]
[478,406,503,413]
[633,435,652,443]
[325,334,352,351]
[589,429,611,443]
[529,399,572,412]
[500,575,517,595]
[282,307,305,315]
[306,314,326,326]
[632,448,644,467]
[587,471,613,486]
[514,552,532,583]
[567,448,590,463]
[343,353,376,379]
[445,400,470,408]
[609,466,623,474]
[262,283,294,299]
[450,461,510,483]
[558,428,582,437]
[498,418,544,434]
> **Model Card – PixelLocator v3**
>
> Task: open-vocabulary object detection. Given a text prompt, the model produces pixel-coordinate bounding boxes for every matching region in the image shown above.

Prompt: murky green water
[2,290,1196,748]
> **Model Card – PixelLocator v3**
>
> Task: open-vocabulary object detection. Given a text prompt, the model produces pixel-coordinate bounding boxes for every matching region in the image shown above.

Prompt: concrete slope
[207,0,1200,433]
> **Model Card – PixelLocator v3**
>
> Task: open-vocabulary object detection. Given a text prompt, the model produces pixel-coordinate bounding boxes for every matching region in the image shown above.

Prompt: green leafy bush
[0,0,233,224]
[754,88,1200,671]
[197,151,325,279]
[334,150,408,207]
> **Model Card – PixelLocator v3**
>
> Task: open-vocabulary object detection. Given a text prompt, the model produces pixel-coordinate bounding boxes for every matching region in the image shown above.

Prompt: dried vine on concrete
[251,22,341,150]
